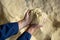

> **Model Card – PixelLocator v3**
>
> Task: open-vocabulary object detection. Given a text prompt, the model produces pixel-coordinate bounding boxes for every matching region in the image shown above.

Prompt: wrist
[26,27,35,35]
[18,20,27,30]
[18,20,24,30]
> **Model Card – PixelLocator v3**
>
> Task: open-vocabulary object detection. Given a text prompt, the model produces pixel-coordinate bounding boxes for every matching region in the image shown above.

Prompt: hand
[18,10,32,30]
[26,24,42,34]
[23,10,32,25]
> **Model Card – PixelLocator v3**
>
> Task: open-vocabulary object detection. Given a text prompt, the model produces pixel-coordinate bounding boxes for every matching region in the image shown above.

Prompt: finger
[37,25,43,28]
[23,11,29,19]
[26,9,30,14]
[25,10,32,20]
[26,9,31,16]
[30,24,43,28]
[24,10,30,18]
[30,24,38,27]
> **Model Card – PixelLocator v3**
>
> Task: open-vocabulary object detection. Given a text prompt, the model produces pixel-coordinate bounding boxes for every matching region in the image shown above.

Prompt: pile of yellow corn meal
[0,0,60,40]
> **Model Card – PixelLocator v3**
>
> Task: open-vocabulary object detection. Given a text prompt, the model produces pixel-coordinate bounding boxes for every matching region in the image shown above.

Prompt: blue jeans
[0,22,31,40]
